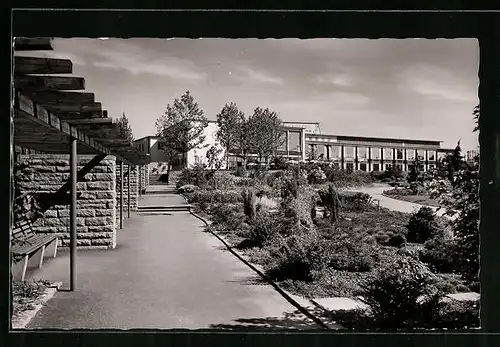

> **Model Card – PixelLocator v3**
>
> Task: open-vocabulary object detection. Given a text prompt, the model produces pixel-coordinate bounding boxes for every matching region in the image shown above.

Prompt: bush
[339,192,374,212]
[210,203,245,231]
[326,235,378,272]
[387,234,406,248]
[239,210,281,248]
[360,255,442,328]
[241,189,257,221]
[407,206,441,243]
[177,163,209,188]
[419,236,459,274]
[265,231,324,282]
[307,167,327,184]
[432,300,479,329]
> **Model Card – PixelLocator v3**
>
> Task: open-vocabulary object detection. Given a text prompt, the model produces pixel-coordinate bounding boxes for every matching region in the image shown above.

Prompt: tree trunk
[166,162,172,185]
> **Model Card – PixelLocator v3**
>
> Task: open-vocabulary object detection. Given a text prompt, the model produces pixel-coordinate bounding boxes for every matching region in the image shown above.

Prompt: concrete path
[24,189,323,330]
[346,183,447,216]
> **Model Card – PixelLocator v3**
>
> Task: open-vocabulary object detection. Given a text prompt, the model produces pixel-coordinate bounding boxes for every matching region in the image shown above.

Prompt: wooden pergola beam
[14,56,73,75]
[27,91,95,104]
[42,102,102,114]
[14,37,53,51]
[56,111,105,120]
[15,75,85,91]
[66,117,113,125]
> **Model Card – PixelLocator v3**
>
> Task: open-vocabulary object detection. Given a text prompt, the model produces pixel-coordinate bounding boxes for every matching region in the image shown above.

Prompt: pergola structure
[12,37,150,291]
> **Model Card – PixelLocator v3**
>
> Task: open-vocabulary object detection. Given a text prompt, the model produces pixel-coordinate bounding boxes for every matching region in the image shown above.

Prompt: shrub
[327,237,377,272]
[177,163,209,188]
[307,167,327,184]
[239,210,280,248]
[360,255,442,328]
[339,192,373,212]
[387,234,406,248]
[419,235,459,273]
[432,300,479,329]
[265,231,324,282]
[210,203,245,231]
[407,206,440,243]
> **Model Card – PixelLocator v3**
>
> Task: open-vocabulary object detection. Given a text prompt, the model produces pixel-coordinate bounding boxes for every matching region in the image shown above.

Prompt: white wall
[187,122,227,168]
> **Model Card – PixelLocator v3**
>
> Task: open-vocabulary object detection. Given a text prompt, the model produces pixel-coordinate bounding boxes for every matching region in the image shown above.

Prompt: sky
[17,38,480,150]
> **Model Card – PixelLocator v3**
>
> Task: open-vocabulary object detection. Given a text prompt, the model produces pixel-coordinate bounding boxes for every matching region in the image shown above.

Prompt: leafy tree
[206,145,224,171]
[155,91,208,184]
[473,104,480,132]
[216,103,245,169]
[428,107,480,283]
[247,107,286,169]
[114,112,134,144]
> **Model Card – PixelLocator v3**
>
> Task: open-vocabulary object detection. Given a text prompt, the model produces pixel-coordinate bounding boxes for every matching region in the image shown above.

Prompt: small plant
[387,234,406,248]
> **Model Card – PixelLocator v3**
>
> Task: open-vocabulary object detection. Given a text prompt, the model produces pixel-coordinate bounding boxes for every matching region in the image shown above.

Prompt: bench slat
[12,234,58,256]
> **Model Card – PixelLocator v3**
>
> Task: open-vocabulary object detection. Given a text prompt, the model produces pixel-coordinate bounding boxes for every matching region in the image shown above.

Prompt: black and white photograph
[10,36,480,330]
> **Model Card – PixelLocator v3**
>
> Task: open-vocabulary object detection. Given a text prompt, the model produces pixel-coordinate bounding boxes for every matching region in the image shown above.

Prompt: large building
[135,121,454,173]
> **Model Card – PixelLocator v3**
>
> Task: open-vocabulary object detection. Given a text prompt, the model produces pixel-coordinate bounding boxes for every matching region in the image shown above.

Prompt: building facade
[135,121,454,173]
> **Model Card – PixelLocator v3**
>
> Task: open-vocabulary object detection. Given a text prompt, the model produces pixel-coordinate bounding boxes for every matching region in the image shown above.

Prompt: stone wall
[115,163,139,225]
[139,165,147,193]
[14,154,117,250]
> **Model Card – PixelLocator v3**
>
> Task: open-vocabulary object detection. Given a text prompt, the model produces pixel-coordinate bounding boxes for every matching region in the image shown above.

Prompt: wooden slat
[67,118,113,125]
[14,56,73,74]
[27,91,95,104]
[14,37,53,51]
[15,75,85,91]
[56,111,105,120]
[42,102,102,114]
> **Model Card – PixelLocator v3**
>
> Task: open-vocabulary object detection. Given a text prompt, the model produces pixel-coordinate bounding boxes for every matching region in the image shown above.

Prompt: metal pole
[70,138,77,291]
[127,165,131,218]
[120,161,123,229]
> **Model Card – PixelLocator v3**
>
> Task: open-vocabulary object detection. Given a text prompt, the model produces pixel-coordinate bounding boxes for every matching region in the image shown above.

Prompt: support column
[368,147,372,172]
[286,130,290,157]
[120,161,123,229]
[127,165,131,219]
[69,137,77,291]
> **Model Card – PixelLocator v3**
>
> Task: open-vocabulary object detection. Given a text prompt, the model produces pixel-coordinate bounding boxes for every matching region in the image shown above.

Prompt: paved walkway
[24,189,322,330]
[346,183,447,216]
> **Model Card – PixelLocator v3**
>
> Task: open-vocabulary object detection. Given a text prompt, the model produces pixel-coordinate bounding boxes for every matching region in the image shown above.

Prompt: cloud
[235,66,283,84]
[315,73,354,87]
[398,64,477,102]
[49,38,207,81]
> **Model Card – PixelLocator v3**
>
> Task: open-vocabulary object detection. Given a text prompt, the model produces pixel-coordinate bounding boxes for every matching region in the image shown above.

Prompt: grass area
[12,279,52,318]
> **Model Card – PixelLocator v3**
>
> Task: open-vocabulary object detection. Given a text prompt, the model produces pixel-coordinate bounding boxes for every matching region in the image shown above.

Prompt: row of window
[334,162,436,172]
[307,144,438,161]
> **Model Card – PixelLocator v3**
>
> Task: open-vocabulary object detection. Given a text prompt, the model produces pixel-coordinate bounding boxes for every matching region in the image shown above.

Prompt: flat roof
[307,133,442,145]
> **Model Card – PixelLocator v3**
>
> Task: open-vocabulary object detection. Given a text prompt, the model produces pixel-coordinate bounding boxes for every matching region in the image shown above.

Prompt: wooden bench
[11,219,59,281]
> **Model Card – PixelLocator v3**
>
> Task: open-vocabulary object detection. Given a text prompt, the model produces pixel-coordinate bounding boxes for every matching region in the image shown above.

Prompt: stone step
[138,205,191,212]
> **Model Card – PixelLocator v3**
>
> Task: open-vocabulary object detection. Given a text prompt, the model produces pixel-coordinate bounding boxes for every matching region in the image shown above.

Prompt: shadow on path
[210,307,333,331]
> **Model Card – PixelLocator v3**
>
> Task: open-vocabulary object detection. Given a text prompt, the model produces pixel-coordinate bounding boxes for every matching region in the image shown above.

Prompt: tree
[233,118,253,169]
[428,106,480,283]
[155,91,208,184]
[473,104,480,132]
[114,112,134,144]
[247,107,285,169]
[216,103,245,169]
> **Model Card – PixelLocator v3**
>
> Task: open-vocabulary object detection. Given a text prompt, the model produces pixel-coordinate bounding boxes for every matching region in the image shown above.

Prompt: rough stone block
[95,209,114,217]
[85,217,110,227]
[77,209,95,217]
[43,210,58,218]
[92,173,114,181]
[87,225,114,233]
[96,192,114,199]
[86,182,112,190]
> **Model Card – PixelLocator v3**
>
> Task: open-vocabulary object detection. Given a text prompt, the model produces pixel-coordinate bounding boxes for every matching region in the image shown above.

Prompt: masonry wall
[115,163,139,225]
[139,165,147,193]
[15,154,117,249]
